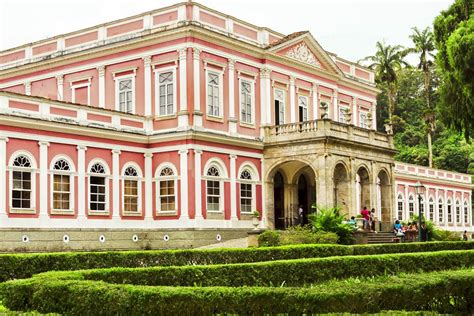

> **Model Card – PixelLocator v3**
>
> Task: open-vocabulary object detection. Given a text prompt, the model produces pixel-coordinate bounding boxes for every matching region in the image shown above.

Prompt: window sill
[206,211,224,220]
[156,211,178,217]
[239,122,255,129]
[154,114,177,121]
[122,211,142,217]
[50,210,74,215]
[9,208,36,214]
[88,210,110,216]
[206,115,224,123]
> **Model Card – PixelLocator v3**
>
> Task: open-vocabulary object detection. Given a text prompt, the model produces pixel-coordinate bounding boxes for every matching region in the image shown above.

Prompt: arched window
[206,166,222,212]
[464,201,469,225]
[408,195,414,219]
[438,198,444,224]
[419,196,425,218]
[52,158,72,212]
[89,162,107,212]
[123,166,139,214]
[455,199,461,224]
[447,199,452,223]
[397,193,404,220]
[156,166,177,213]
[11,155,33,210]
[428,197,434,221]
[239,169,254,214]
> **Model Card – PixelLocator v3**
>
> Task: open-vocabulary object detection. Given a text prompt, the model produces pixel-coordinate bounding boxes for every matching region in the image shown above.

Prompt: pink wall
[65,31,98,48]
[31,78,57,100]
[0,50,25,64]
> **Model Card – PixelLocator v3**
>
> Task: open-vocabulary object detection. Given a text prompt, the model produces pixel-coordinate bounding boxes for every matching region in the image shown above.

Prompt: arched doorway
[356,167,370,212]
[377,169,392,226]
[274,171,285,229]
[333,163,350,216]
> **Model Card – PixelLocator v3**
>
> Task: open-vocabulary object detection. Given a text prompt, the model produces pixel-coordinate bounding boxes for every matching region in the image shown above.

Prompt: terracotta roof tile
[266,31,309,49]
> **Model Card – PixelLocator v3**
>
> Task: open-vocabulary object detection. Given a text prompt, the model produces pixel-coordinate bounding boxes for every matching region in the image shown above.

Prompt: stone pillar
[315,154,329,208]
[193,48,202,128]
[38,141,49,218]
[144,153,153,220]
[77,145,87,219]
[259,67,271,126]
[370,161,378,214]
[179,149,189,219]
[112,149,121,218]
[0,137,8,219]
[289,76,296,123]
[194,150,203,220]
[143,56,152,116]
[56,75,64,101]
[98,65,105,108]
[178,48,188,128]
[312,83,318,120]
[228,59,237,134]
[229,154,237,221]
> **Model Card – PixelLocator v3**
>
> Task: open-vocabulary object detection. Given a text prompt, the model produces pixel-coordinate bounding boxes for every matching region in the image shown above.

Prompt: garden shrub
[0,241,471,282]
[279,226,338,245]
[308,207,355,244]
[257,230,281,247]
[1,269,472,315]
[38,250,474,287]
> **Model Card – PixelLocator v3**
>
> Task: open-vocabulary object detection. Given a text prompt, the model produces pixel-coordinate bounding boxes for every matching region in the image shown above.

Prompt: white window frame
[239,77,255,125]
[438,198,444,224]
[155,163,178,215]
[121,163,143,216]
[338,103,349,123]
[203,159,228,213]
[50,155,75,214]
[397,193,404,220]
[408,194,414,219]
[455,199,461,224]
[87,159,110,215]
[70,78,91,105]
[298,95,309,122]
[238,163,259,215]
[274,88,286,125]
[205,68,224,119]
[447,199,453,223]
[8,151,37,214]
[359,110,369,129]
[114,73,136,114]
[154,66,177,117]
[464,201,469,225]
[428,196,434,222]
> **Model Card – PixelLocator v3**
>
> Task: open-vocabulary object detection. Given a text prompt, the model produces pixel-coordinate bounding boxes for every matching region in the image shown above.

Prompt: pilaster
[194,150,203,220]
[352,97,357,126]
[178,48,188,128]
[229,154,238,221]
[289,76,296,123]
[0,137,8,220]
[179,149,189,219]
[228,59,237,134]
[143,56,152,116]
[259,67,271,127]
[77,145,87,219]
[25,82,31,96]
[38,141,49,218]
[193,48,202,128]
[312,83,319,120]
[112,149,121,218]
[144,153,153,220]
[332,90,338,121]
[56,75,64,101]
[97,65,106,108]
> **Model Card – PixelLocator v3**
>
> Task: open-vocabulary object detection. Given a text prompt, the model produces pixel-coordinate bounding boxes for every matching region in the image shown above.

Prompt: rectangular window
[159,180,176,211]
[207,180,220,211]
[339,106,348,123]
[124,179,138,213]
[298,96,308,122]
[118,78,133,113]
[464,205,469,224]
[397,201,403,220]
[438,201,443,223]
[456,204,461,223]
[360,112,368,128]
[53,174,70,210]
[240,183,252,213]
[274,89,285,125]
[429,203,434,221]
[90,176,106,211]
[240,81,253,124]
[12,171,31,209]
[207,72,220,117]
[158,71,174,116]
[447,204,452,223]
[409,201,414,218]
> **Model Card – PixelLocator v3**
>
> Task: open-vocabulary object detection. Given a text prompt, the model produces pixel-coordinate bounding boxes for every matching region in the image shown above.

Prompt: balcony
[263,119,394,149]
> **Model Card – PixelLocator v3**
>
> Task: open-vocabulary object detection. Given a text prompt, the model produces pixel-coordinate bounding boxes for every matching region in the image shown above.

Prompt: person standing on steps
[360,206,370,231]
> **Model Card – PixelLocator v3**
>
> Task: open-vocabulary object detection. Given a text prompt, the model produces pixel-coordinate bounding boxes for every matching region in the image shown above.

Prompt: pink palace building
[0,2,471,250]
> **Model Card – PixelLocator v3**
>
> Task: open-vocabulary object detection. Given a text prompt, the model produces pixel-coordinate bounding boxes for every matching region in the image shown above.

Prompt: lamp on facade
[414,181,425,242]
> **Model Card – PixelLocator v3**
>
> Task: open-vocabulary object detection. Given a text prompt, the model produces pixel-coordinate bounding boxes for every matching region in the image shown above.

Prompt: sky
[0,0,452,64]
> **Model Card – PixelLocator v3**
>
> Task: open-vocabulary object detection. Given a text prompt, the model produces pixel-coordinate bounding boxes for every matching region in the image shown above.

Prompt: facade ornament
[320,101,328,119]
[143,56,152,67]
[193,48,201,60]
[178,48,187,60]
[286,43,321,68]
[384,123,393,135]
[56,75,64,85]
[259,67,271,79]
[343,108,352,123]
[97,65,106,77]
[367,112,373,127]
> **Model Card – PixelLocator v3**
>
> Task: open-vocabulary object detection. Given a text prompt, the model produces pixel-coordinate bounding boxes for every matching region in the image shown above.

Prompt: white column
[143,56,152,116]
[0,137,8,220]
[56,75,64,101]
[144,153,153,220]
[444,190,447,226]
[435,188,439,224]
[372,101,377,130]
[228,59,237,134]
[194,150,203,221]
[289,76,296,123]
[229,154,237,221]
[332,90,338,121]
[178,48,188,128]
[352,97,357,126]
[25,82,31,96]
[112,149,121,218]
[404,185,409,220]
[312,83,318,120]
[259,68,271,126]
[77,145,87,219]
[38,141,49,218]
[179,149,189,219]
[193,48,202,127]
[98,65,106,108]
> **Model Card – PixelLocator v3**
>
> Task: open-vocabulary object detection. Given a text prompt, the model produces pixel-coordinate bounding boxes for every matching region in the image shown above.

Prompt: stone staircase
[367,231,398,244]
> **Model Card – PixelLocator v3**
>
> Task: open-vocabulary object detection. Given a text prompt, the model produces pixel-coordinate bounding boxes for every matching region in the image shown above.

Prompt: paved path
[197,237,249,249]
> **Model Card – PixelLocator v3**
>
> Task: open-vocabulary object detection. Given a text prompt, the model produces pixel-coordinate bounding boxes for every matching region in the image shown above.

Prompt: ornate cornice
[285,43,321,68]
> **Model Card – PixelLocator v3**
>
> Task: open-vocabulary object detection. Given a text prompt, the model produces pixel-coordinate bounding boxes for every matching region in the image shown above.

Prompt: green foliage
[308,207,354,244]
[1,269,473,315]
[279,226,338,245]
[433,0,474,138]
[257,230,281,247]
[432,228,462,241]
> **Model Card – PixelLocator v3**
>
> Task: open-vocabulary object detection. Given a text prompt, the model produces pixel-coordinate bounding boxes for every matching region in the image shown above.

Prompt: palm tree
[360,42,408,128]
[409,27,436,167]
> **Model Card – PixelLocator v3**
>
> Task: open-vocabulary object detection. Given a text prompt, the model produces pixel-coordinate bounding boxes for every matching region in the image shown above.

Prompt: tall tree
[433,0,474,139]
[409,27,436,167]
[361,42,408,128]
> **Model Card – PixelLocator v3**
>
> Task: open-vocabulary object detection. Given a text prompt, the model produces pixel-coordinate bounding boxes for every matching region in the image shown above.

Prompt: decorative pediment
[285,43,321,68]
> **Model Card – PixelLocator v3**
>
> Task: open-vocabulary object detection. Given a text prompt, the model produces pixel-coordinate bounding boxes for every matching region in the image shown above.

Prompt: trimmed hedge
[50,250,474,287]
[1,269,472,314]
[0,241,472,282]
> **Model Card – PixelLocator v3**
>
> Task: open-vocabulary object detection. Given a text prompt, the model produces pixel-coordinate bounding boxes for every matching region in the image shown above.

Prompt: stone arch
[355,165,371,212]
[333,162,350,216]
[377,168,392,224]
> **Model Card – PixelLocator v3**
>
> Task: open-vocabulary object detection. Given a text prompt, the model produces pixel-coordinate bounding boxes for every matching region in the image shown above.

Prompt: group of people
[393,220,428,242]
[360,206,377,232]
